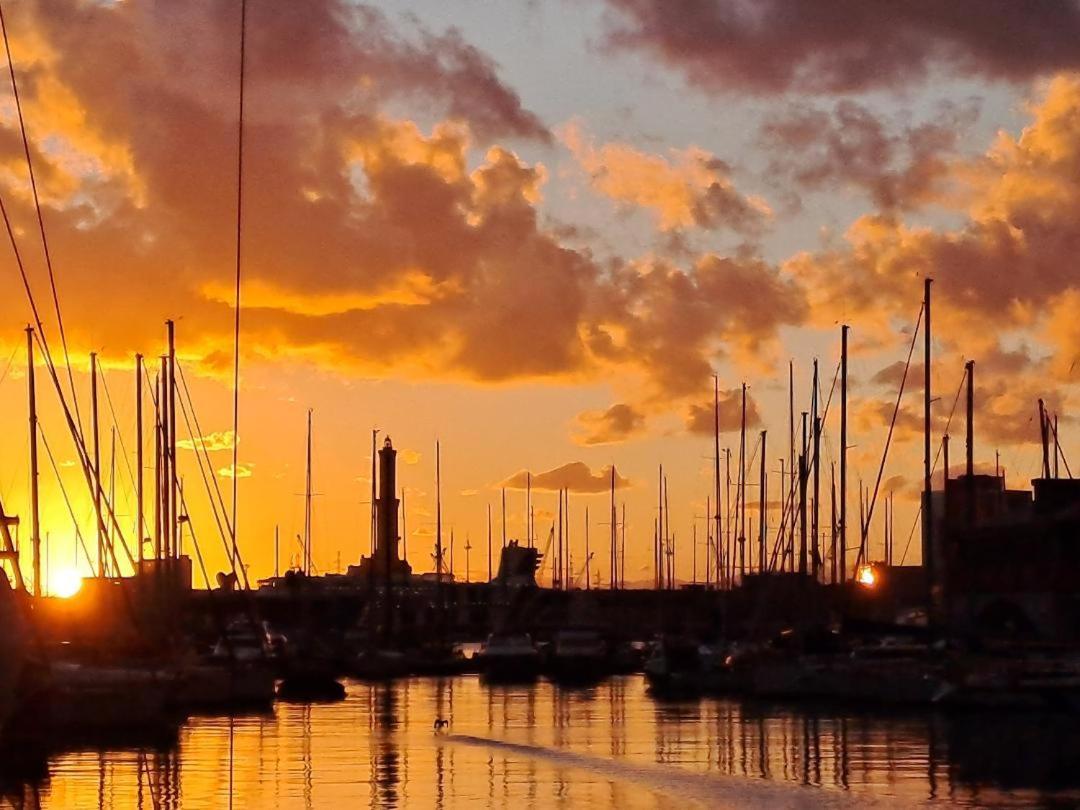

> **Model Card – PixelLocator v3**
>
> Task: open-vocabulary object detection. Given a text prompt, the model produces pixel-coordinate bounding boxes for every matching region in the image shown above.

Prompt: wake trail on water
[442,733,914,809]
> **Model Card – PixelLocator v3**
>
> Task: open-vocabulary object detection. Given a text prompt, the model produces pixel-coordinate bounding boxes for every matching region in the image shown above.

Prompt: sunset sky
[2,0,1080,591]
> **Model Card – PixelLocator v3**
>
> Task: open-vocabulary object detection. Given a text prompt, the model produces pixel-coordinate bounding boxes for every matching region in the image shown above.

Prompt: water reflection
[3,678,1080,807]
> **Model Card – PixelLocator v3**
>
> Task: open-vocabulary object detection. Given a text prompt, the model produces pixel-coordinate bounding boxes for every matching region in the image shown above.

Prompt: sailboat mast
[713,375,723,588]
[705,495,711,587]
[304,409,313,575]
[487,503,492,582]
[725,449,732,587]
[759,430,767,573]
[153,372,162,563]
[859,480,867,565]
[812,361,820,581]
[923,278,934,623]
[966,360,976,478]
[692,521,697,584]
[840,325,848,584]
[135,354,144,569]
[435,440,442,582]
[558,489,565,590]
[26,327,41,594]
[738,383,747,580]
[1055,415,1061,478]
[788,361,795,573]
[610,466,616,590]
[620,502,626,588]
[159,356,169,561]
[657,465,663,590]
[565,490,572,589]
[91,351,104,578]
[585,505,590,590]
[664,475,671,589]
[830,462,837,583]
[167,320,177,564]
[779,458,785,570]
[890,492,895,566]
[798,412,808,576]
[109,427,116,566]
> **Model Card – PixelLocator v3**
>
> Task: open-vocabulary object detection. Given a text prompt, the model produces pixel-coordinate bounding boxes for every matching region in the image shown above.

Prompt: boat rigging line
[899,361,975,565]
[174,362,237,553]
[229,0,249,576]
[0,0,82,432]
[97,365,146,535]
[766,353,841,574]
[855,301,924,571]
[38,426,93,568]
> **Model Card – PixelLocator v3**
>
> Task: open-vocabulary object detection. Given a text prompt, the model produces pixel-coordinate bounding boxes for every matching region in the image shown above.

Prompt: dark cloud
[600,0,1080,95]
[500,462,632,493]
[684,387,762,436]
[761,100,979,211]
[574,403,646,445]
[870,361,925,391]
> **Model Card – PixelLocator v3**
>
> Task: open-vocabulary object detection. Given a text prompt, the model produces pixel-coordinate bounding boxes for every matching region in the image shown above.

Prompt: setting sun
[856,565,877,589]
[51,568,82,599]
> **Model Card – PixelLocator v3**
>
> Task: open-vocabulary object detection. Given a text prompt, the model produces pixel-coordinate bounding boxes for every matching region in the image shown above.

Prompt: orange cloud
[790,77,1080,336]
[177,430,236,453]
[591,253,807,400]
[0,0,813,429]
[399,449,422,465]
[200,271,457,317]
[218,463,253,479]
[561,121,770,234]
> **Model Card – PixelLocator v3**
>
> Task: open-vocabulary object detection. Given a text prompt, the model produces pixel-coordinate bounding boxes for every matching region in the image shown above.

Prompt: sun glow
[856,565,877,588]
[51,568,82,598]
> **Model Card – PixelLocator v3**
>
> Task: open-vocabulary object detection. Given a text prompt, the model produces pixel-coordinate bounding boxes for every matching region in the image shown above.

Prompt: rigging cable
[1048,417,1074,479]
[767,355,841,571]
[0,1,82,431]
[0,343,17,385]
[39,427,93,567]
[856,302,924,570]
[899,363,969,565]
[98,367,144,533]
[175,362,235,548]
[170,365,248,586]
[230,0,248,574]
[229,5,248,806]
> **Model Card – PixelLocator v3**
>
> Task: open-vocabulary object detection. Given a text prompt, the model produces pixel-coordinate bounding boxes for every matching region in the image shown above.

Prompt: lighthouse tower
[349,435,413,582]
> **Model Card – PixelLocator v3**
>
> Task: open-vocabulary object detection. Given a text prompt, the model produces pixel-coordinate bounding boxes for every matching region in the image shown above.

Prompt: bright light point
[52,568,82,598]
[856,565,877,588]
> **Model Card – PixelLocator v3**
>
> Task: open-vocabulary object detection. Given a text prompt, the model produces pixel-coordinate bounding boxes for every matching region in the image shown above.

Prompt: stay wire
[229,0,248,578]
[856,302,924,570]
[0,0,82,432]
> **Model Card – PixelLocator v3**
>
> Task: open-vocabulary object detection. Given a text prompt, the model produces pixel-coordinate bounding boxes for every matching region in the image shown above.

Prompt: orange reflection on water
[19,677,1080,808]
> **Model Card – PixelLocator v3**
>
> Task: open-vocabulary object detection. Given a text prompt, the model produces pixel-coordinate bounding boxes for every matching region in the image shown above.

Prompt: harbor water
[4,675,1078,808]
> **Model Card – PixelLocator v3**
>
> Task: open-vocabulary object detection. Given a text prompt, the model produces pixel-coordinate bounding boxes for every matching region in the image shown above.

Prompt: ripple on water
[13,675,1080,808]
